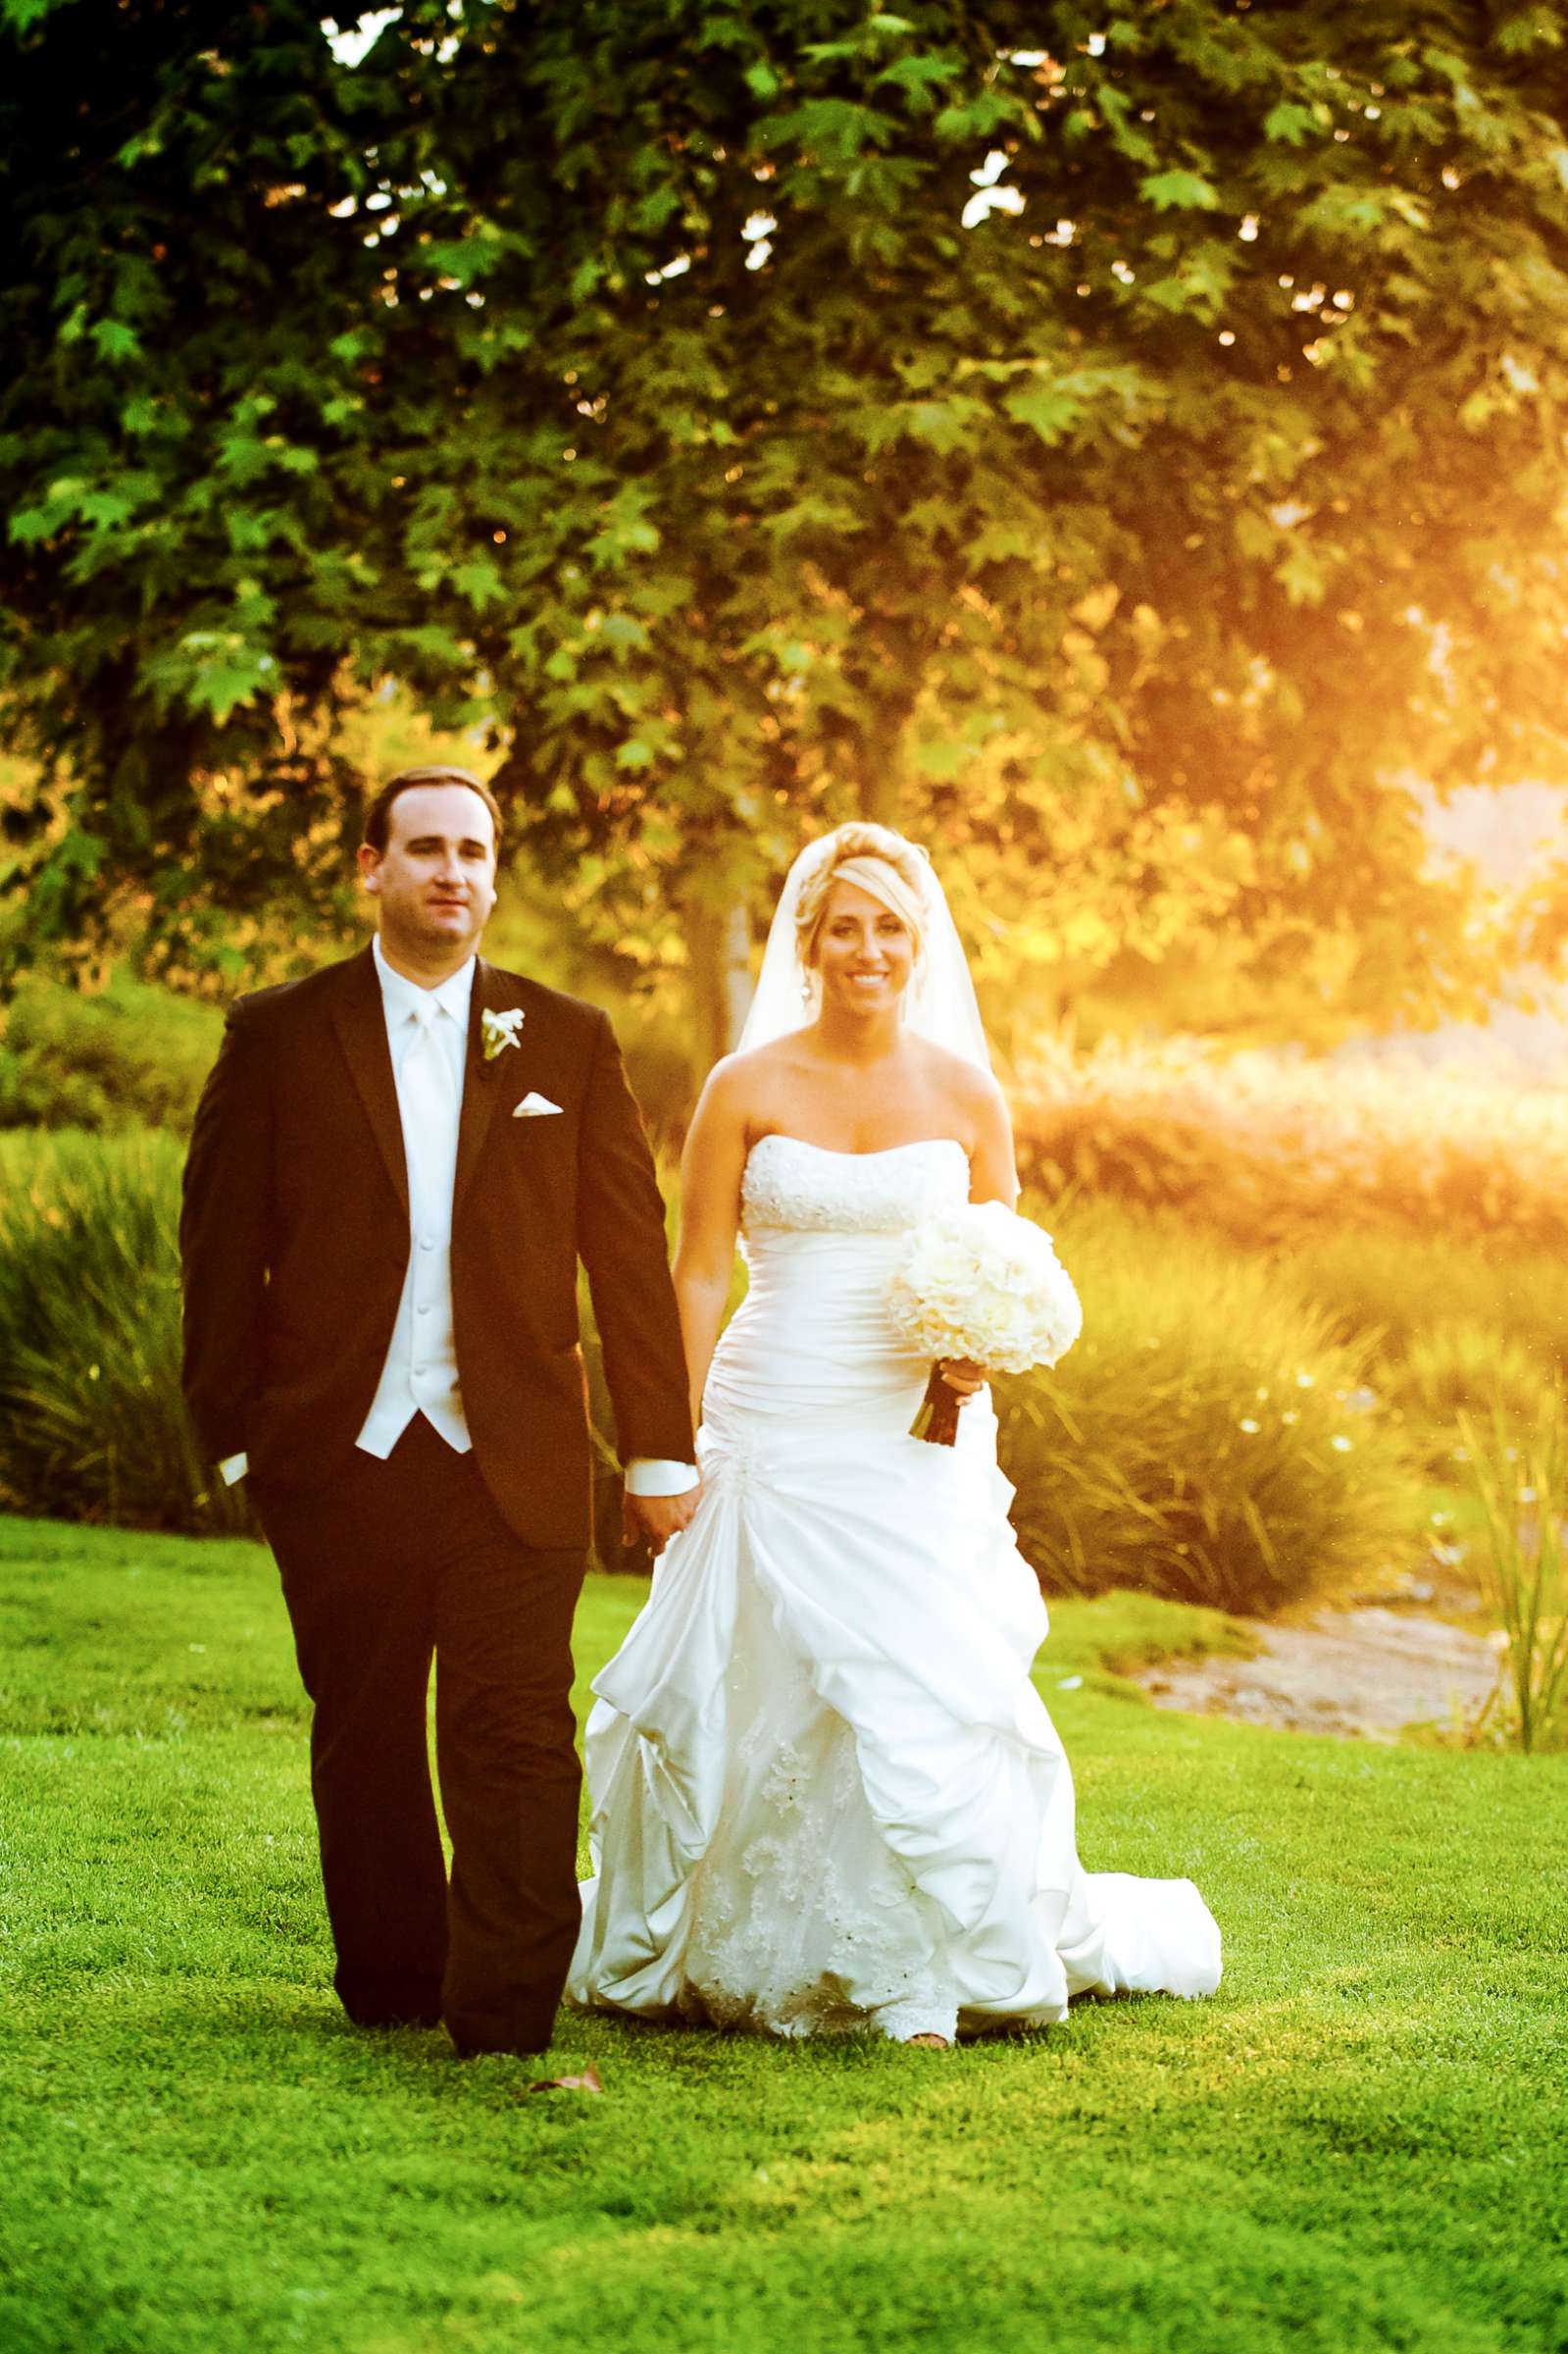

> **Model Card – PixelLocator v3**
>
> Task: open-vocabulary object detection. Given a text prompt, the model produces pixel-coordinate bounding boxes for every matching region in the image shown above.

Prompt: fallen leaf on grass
[523,2065,604,2097]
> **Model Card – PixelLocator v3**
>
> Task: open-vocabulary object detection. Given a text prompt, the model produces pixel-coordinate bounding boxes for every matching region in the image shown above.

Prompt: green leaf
[696,10,757,52]
[88,318,143,364]
[1139,170,1221,213]
[450,557,507,610]
[8,504,58,546]
[141,631,274,723]
[933,93,1018,142]
[760,99,897,160]
[599,612,652,659]
[1002,366,1151,445]
[901,400,978,455]
[1494,8,1563,54]
[873,53,960,98]
[391,625,471,666]
[1299,186,1397,237]
[77,489,135,530]
[1263,102,1320,145]
[420,238,505,287]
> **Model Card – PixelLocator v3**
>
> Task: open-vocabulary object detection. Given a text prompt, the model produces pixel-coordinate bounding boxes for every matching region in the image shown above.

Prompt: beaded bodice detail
[739,1134,969,1239]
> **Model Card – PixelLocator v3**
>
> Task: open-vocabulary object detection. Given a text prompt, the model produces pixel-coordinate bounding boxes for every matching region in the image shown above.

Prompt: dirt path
[1132,1605,1505,1742]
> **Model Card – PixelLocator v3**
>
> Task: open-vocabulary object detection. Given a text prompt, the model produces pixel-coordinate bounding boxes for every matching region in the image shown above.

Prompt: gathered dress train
[569,1136,1222,2043]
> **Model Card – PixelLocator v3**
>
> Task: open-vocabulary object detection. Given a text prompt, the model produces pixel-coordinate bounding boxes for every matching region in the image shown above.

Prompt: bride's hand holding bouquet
[887,1200,1083,1446]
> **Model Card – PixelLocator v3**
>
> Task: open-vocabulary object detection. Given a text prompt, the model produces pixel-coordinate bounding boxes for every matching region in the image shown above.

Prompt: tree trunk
[857,654,919,827]
[684,895,753,1084]
[858,767,904,826]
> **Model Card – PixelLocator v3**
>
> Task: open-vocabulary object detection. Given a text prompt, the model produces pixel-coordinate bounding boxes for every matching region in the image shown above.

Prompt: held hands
[623,1481,702,1556]
[936,1357,987,1402]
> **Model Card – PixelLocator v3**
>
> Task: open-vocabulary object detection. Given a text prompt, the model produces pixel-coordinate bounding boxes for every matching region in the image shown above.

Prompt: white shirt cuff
[624,1457,699,1498]
[219,1453,249,1486]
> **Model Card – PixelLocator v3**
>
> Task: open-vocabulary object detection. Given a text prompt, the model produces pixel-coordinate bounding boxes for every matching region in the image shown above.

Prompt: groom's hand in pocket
[623,1483,702,1556]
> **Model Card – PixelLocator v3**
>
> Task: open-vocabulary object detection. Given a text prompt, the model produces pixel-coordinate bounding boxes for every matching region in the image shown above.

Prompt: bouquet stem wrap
[915,1365,964,1448]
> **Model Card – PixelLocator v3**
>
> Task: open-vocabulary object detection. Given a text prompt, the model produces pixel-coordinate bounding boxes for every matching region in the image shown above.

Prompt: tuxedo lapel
[329,946,409,1214]
[454,959,508,1212]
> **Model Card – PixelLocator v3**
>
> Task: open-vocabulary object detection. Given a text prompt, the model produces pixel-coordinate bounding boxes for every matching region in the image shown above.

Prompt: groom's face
[358,783,498,965]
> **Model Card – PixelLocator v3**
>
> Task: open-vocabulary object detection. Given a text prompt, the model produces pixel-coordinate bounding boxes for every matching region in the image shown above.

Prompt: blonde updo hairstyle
[793,824,930,974]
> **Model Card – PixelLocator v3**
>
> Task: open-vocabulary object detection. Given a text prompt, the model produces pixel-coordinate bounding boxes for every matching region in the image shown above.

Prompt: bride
[569,825,1221,2046]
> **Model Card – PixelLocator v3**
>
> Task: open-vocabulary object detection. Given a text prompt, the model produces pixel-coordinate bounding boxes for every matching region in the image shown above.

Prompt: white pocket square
[513,1091,564,1119]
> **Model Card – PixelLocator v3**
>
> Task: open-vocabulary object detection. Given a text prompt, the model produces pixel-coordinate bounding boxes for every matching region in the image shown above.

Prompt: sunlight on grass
[3,1515,1565,2354]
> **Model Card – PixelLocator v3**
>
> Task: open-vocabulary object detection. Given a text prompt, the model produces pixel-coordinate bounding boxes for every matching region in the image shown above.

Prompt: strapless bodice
[740,1133,969,1241]
[706,1136,972,1442]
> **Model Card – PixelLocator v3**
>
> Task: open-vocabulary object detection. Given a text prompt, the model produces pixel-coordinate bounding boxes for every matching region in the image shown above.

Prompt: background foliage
[1013,1031,1568,1251]
[1001,1192,1423,1614]
[0,1126,1462,1617]
[7,0,1568,1054]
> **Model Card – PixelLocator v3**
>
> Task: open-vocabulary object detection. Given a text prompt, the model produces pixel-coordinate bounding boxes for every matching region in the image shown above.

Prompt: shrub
[0,1131,249,1533]
[998,1196,1426,1616]
[0,971,223,1132]
[1390,1322,1562,1471]
[1012,1032,1568,1250]
[2,1132,1428,1617]
[1277,1221,1568,1379]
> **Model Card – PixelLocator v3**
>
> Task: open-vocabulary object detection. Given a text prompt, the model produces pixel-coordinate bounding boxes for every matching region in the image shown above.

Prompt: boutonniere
[481,1005,525,1063]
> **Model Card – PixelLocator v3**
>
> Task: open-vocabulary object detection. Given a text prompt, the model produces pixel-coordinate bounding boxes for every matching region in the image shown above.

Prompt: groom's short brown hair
[363,766,504,855]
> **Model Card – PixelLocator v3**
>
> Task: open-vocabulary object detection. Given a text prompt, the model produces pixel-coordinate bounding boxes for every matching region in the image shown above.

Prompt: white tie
[402,998,457,1196]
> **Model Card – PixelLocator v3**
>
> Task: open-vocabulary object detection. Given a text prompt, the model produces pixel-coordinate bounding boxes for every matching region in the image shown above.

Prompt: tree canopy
[5,0,1568,1048]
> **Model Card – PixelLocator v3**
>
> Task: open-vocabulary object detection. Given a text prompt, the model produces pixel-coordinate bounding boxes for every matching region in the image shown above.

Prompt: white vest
[355,936,474,1458]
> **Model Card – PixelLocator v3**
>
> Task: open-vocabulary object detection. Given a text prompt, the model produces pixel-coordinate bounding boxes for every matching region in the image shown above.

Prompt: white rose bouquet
[886,1201,1083,1446]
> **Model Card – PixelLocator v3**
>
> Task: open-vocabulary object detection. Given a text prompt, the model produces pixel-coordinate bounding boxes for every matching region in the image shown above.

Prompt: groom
[179,767,698,2056]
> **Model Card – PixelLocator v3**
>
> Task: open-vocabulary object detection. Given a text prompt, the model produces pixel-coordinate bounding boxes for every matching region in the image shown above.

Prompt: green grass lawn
[2,1515,1565,2354]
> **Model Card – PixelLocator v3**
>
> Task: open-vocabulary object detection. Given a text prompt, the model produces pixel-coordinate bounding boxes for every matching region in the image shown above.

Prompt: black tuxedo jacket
[179,944,694,1548]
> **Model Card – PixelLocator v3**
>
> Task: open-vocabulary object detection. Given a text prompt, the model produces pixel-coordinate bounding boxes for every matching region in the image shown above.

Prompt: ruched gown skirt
[569,1137,1221,2042]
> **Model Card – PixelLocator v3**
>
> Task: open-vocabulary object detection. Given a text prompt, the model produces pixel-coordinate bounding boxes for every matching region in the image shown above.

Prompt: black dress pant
[254,1415,584,2055]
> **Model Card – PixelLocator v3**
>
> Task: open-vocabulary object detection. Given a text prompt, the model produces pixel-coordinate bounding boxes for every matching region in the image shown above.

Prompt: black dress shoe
[338,1974,444,2029]
[448,2034,550,2059]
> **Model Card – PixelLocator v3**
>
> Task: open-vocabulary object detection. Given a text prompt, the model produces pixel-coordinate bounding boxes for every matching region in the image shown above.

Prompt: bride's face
[810,881,916,1014]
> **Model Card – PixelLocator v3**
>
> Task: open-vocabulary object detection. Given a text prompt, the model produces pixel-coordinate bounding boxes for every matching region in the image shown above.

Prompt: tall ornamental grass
[1,1133,1429,1614]
[1013,1032,1568,1250]
[1390,1323,1562,1473]
[1457,1410,1568,1754]
[0,1131,249,1534]
[1002,1198,1426,1616]
[1277,1220,1568,1378]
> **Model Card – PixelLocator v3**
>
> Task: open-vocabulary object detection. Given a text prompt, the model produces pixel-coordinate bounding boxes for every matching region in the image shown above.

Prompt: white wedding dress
[570,1135,1221,2042]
